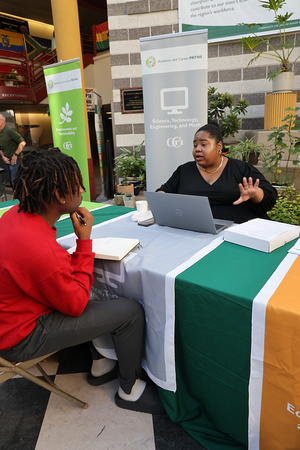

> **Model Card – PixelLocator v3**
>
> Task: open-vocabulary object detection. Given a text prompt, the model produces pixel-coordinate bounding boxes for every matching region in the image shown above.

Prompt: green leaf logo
[59,102,73,124]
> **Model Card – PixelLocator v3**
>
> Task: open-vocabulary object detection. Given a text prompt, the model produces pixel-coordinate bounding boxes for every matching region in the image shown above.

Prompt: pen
[75,211,87,226]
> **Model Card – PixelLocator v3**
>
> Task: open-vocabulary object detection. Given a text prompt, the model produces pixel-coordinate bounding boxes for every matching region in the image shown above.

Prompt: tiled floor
[0,344,205,450]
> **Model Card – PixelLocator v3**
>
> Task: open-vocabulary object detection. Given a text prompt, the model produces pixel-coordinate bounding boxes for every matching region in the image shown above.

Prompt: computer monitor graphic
[160,87,188,115]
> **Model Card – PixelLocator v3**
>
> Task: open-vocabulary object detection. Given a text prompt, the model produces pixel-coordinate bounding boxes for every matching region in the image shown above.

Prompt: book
[223,218,300,253]
[68,237,140,261]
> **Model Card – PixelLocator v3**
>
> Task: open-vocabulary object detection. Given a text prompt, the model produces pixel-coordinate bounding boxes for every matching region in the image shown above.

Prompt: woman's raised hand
[233,177,264,205]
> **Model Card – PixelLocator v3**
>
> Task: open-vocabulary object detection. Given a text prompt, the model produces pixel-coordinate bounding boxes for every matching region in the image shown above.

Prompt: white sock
[91,358,116,377]
[118,379,146,402]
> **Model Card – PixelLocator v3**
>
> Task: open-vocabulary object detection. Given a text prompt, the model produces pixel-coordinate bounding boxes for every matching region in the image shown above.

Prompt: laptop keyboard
[215,223,224,230]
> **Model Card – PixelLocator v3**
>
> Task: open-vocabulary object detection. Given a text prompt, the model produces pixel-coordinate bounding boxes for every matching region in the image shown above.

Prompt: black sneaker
[87,362,119,386]
[115,381,165,414]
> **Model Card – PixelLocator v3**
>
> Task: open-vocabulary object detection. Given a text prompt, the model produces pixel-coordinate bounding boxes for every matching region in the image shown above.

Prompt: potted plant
[116,180,134,196]
[2,69,19,86]
[261,107,300,185]
[240,0,300,92]
[114,191,124,206]
[123,193,136,208]
[114,141,146,195]
[268,185,300,225]
[208,86,249,139]
[226,137,266,165]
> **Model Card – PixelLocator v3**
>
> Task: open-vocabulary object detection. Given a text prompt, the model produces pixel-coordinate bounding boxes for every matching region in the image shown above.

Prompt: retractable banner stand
[86,88,106,196]
[94,91,106,195]
[140,30,207,192]
[43,58,90,200]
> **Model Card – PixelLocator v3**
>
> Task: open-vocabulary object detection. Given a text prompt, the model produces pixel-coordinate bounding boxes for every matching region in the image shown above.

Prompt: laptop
[144,192,233,234]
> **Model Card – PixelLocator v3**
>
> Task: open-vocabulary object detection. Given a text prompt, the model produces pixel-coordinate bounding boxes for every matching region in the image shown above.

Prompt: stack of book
[223,218,300,253]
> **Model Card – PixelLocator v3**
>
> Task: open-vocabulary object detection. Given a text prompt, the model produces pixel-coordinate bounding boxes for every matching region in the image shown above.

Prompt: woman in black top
[157,123,277,224]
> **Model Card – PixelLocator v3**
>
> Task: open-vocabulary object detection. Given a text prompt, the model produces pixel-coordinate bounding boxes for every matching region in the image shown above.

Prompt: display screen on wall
[179,0,300,42]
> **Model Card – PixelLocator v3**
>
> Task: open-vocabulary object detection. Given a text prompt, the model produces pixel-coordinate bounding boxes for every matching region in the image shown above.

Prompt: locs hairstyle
[13,148,85,214]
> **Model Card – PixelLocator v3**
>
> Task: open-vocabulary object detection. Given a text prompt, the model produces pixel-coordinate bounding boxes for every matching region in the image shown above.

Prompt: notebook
[68,237,140,261]
[144,191,233,234]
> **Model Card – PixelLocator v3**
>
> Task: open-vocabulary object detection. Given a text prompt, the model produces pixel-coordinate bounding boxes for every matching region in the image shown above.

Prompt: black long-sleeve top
[156,158,277,224]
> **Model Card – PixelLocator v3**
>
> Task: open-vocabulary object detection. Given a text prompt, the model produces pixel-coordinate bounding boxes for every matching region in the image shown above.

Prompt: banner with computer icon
[140,30,207,192]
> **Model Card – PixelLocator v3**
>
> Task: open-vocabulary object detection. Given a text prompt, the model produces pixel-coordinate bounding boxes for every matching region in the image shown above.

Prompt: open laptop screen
[144,192,233,234]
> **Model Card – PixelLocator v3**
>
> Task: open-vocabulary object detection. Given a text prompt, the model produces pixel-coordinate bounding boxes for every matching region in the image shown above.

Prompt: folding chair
[0,353,88,409]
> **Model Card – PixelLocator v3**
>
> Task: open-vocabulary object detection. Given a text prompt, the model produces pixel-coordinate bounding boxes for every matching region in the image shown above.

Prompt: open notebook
[144,191,233,234]
[68,237,140,261]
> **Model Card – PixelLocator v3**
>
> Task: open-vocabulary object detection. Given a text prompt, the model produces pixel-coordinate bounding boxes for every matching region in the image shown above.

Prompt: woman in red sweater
[0,148,163,414]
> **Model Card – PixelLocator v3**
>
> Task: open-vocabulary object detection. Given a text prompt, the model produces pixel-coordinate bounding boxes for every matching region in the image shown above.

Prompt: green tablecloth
[56,204,133,238]
[0,200,133,229]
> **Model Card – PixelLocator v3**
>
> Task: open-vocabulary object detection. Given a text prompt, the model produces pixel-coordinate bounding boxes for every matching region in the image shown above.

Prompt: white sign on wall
[179,0,300,42]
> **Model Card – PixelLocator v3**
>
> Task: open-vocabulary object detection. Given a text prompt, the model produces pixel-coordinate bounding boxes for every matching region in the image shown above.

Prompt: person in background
[0,114,26,187]
[157,123,277,223]
[0,148,163,414]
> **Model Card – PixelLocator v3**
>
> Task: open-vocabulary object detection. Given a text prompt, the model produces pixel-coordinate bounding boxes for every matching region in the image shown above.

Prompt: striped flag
[0,30,24,52]
[95,22,109,51]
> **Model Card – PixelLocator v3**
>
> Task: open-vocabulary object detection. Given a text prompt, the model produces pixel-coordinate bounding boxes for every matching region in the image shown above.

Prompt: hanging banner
[43,58,90,200]
[179,0,300,42]
[140,30,207,192]
[95,22,109,52]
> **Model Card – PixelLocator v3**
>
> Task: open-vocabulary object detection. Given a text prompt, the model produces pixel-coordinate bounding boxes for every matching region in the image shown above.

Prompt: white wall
[93,51,113,106]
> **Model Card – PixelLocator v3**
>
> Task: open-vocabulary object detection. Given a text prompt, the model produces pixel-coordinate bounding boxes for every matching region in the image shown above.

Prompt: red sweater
[0,205,95,350]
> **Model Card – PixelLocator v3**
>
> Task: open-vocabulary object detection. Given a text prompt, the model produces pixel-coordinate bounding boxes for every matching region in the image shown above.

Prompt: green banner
[43,58,90,200]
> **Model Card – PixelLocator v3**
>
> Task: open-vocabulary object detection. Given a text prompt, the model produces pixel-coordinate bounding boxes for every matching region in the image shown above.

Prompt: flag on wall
[95,22,109,51]
[0,29,24,52]
[24,35,47,60]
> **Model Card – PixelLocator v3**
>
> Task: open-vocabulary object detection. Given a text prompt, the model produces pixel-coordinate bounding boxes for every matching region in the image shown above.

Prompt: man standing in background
[0,114,26,187]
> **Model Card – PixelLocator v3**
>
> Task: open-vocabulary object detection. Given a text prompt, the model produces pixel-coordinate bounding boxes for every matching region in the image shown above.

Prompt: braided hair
[13,147,85,213]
